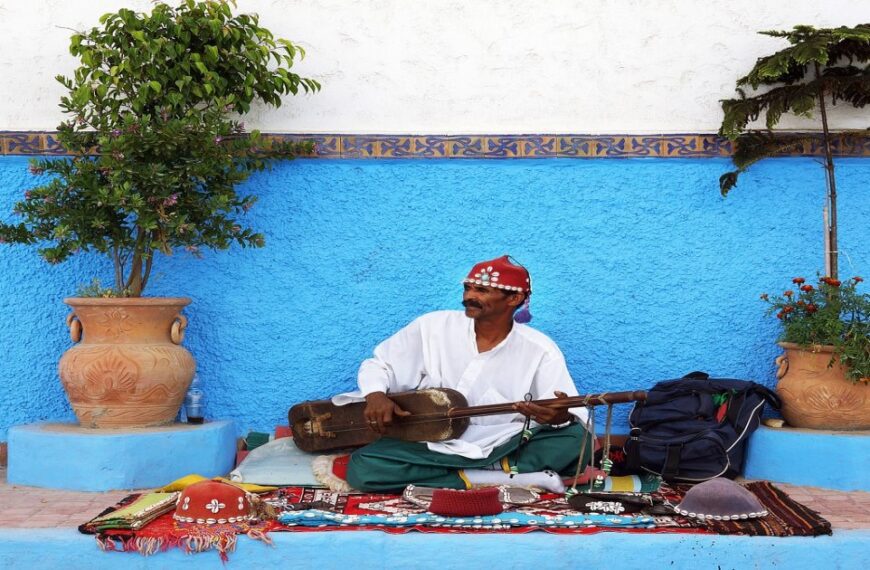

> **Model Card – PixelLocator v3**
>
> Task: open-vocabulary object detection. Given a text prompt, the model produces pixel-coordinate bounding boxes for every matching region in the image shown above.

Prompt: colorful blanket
[80,480,830,558]
[274,487,654,531]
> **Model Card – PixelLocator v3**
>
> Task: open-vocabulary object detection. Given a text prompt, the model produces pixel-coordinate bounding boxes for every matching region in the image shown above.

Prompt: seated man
[333,255,591,493]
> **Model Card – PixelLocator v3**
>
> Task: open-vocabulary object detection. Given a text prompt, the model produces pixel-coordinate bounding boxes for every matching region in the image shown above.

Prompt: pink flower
[163,193,179,207]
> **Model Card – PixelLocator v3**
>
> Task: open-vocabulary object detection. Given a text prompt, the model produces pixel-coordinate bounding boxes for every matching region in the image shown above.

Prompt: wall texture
[0,0,866,133]
[1,155,868,438]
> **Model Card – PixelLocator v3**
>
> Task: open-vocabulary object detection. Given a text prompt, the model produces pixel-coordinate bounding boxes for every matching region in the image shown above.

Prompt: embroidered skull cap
[463,255,531,294]
[173,480,255,525]
[674,478,768,521]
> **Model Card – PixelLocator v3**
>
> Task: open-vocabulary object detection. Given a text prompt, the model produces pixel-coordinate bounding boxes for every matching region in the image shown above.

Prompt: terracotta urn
[58,297,196,428]
[775,342,870,430]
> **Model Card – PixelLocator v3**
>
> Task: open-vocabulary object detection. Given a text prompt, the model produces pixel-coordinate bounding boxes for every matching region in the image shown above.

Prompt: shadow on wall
[0,156,868,438]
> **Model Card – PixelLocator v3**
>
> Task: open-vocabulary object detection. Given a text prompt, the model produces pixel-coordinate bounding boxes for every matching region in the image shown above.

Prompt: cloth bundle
[86,492,179,531]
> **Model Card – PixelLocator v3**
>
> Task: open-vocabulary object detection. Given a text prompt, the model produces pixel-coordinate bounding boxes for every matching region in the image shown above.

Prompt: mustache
[462,299,482,309]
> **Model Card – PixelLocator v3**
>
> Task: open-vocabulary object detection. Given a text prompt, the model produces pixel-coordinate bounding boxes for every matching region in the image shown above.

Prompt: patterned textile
[280,509,653,530]
[84,492,178,531]
[676,481,832,537]
[80,480,829,559]
[276,487,654,530]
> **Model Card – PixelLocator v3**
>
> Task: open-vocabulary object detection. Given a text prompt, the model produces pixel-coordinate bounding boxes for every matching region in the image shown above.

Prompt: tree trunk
[112,245,123,292]
[816,62,839,279]
[124,229,148,296]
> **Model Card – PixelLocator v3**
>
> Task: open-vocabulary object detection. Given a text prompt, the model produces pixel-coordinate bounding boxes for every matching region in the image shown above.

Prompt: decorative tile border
[2,131,869,158]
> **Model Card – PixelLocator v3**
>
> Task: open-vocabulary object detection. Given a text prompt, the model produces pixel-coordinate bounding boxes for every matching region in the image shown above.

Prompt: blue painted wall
[1,156,868,439]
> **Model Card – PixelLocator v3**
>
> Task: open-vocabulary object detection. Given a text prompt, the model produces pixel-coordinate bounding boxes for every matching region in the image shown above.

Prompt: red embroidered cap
[173,480,255,525]
[429,487,504,517]
[463,255,532,294]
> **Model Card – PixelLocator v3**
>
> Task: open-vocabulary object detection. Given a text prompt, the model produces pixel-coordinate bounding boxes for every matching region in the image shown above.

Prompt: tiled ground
[0,467,867,531]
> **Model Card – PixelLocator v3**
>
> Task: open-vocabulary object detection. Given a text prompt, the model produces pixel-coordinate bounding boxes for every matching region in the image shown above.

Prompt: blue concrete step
[0,528,865,569]
[744,426,870,491]
[7,421,236,491]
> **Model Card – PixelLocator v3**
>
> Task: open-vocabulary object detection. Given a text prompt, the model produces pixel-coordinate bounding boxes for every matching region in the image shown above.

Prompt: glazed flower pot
[58,297,196,428]
[775,342,870,430]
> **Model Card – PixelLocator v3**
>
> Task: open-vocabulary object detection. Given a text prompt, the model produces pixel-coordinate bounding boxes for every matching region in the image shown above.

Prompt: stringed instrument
[289,388,647,452]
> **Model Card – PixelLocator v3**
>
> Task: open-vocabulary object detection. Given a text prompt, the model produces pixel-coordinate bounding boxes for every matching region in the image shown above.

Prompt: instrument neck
[446,390,647,419]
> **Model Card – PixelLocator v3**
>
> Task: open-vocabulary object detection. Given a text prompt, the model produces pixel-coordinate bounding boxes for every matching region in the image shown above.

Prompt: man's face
[462,283,522,320]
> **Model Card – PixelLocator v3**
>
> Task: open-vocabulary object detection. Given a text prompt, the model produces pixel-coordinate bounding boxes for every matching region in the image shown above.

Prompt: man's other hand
[513,391,573,426]
[364,391,411,433]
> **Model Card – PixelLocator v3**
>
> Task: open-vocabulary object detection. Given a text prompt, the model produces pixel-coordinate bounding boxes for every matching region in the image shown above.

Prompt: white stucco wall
[0,0,866,133]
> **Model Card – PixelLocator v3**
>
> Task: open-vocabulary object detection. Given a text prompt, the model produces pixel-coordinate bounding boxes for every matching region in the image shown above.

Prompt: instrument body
[290,388,470,452]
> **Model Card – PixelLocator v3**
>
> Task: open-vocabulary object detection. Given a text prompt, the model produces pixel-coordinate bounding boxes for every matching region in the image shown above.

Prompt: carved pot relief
[58,297,196,428]
[775,342,869,430]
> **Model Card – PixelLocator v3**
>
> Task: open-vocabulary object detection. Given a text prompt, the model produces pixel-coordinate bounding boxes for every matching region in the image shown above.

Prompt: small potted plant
[0,0,319,428]
[762,276,869,429]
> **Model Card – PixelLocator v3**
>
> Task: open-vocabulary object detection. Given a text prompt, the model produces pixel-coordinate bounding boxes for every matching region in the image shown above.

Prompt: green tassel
[601,458,613,474]
[565,487,578,499]
[509,465,519,476]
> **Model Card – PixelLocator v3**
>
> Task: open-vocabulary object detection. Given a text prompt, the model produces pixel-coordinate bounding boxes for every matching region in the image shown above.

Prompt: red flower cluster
[763,275,868,383]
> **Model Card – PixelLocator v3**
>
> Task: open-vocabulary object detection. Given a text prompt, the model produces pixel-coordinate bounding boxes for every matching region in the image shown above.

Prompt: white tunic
[333,310,586,459]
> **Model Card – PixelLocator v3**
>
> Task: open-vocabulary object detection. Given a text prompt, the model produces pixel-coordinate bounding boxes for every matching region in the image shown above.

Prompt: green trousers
[346,423,591,492]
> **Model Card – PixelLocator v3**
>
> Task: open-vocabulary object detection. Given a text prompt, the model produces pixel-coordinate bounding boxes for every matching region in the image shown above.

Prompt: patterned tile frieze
[2,131,868,158]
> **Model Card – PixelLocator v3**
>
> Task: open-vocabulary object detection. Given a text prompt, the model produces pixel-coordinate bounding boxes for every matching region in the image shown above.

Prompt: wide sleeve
[531,347,588,424]
[331,317,427,406]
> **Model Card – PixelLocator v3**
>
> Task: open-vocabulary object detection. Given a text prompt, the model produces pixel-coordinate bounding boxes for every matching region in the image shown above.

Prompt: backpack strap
[663,444,682,479]
[625,428,642,472]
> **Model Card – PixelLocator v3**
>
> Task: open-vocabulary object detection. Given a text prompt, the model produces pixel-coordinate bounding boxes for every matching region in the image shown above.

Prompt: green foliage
[762,276,869,382]
[718,24,870,195]
[0,0,320,296]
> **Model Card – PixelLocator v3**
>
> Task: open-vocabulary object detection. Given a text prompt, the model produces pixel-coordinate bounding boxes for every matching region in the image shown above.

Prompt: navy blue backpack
[624,372,781,482]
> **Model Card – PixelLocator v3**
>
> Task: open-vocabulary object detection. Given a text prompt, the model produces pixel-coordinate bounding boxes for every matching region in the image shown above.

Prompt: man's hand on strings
[364,391,411,433]
[513,391,573,426]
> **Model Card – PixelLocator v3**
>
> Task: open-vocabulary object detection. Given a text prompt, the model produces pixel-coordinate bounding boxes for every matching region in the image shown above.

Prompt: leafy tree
[718,24,870,279]
[0,0,320,296]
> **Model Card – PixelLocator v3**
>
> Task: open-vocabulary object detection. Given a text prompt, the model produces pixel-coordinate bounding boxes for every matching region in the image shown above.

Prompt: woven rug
[80,480,830,558]
[273,487,659,533]
[671,481,832,537]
